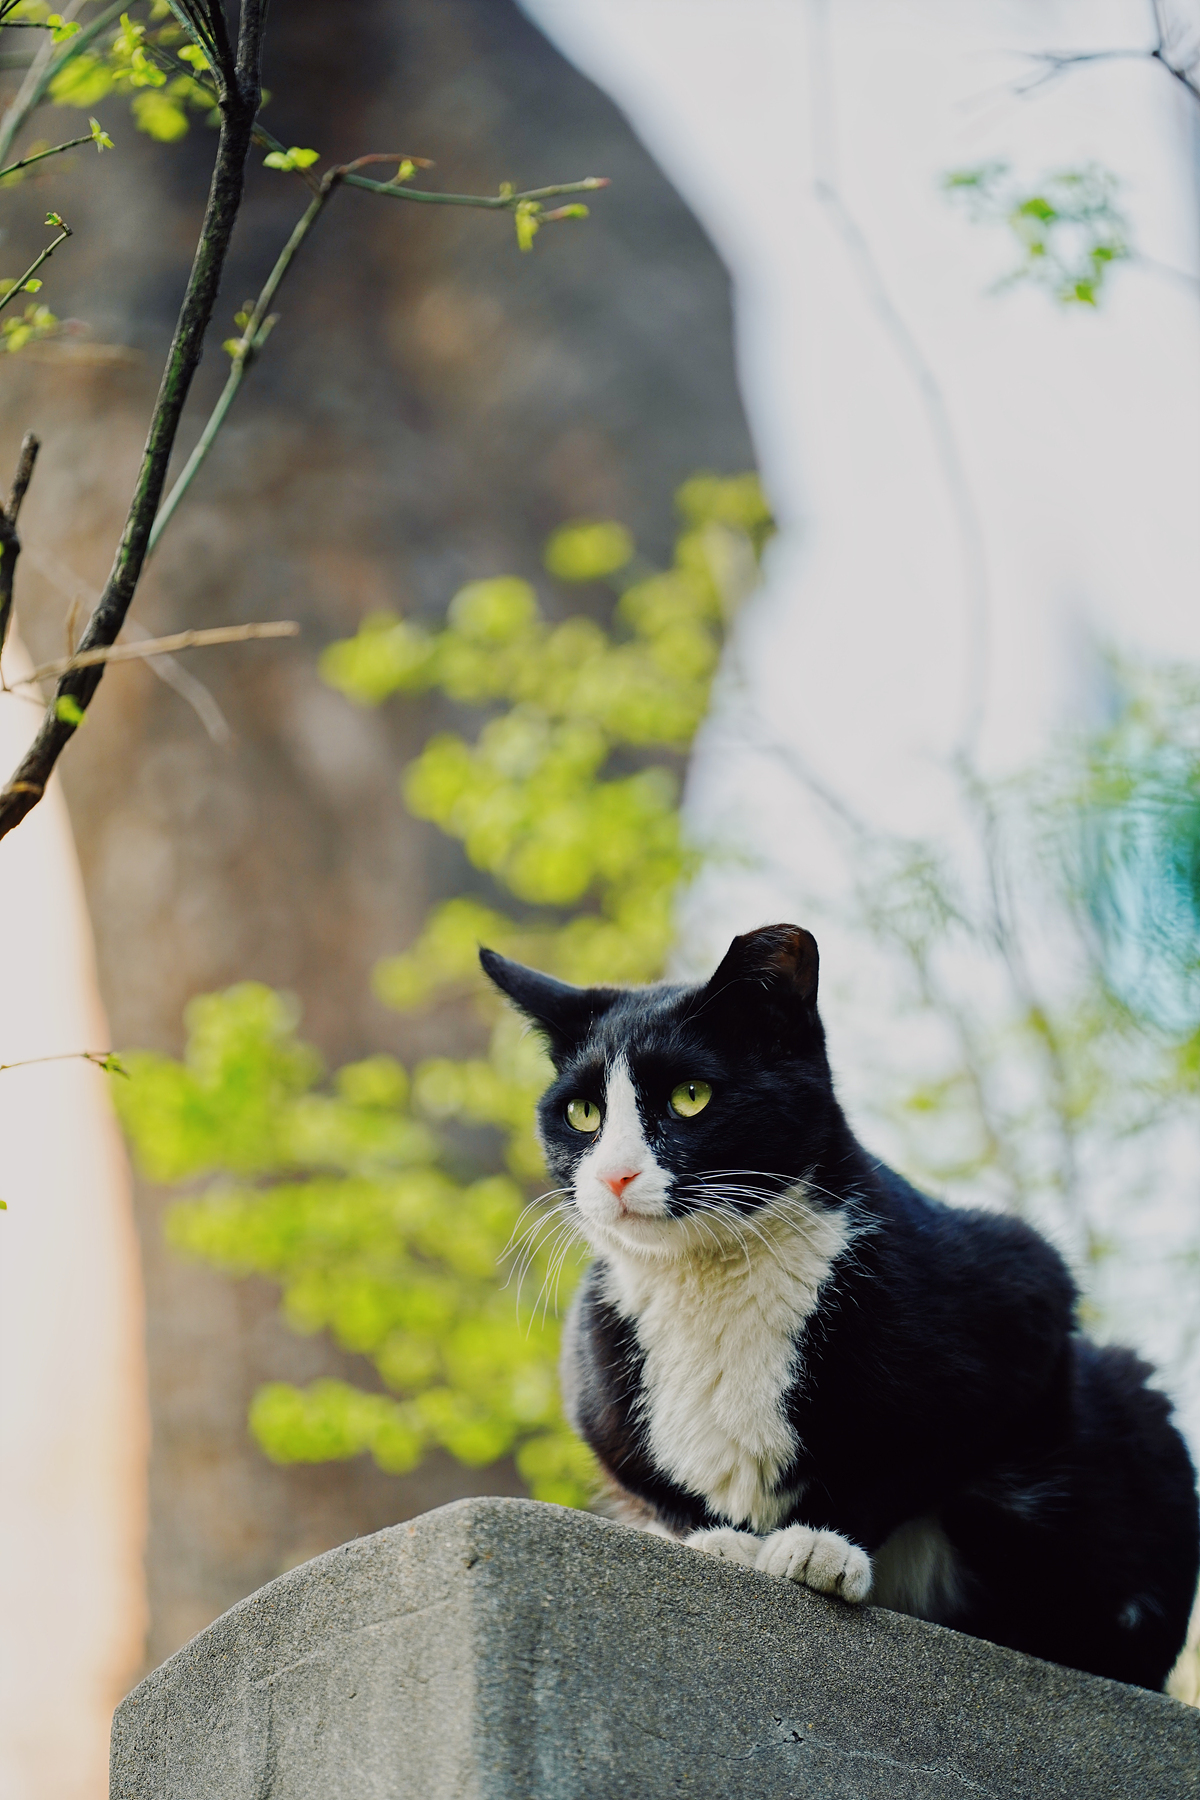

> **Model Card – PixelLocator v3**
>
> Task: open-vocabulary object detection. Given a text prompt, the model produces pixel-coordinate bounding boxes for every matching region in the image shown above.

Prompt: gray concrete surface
[110,1496,1200,1799]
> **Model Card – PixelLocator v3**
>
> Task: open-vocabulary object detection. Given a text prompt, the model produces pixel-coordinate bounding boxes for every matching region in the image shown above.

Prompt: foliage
[116,475,773,1504]
[943,160,1129,306]
[41,2,219,141]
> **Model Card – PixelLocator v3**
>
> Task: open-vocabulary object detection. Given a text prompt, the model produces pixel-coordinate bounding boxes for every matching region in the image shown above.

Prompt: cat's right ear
[479,948,617,1066]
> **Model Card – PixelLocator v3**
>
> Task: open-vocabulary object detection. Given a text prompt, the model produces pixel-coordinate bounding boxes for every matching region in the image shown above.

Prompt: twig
[18,544,233,742]
[6,429,38,520]
[148,183,333,556]
[0,0,267,840]
[339,171,608,209]
[147,162,609,554]
[1013,4,1200,109]
[0,1048,124,1075]
[0,431,39,659]
[10,619,298,687]
[0,130,94,183]
[0,217,71,318]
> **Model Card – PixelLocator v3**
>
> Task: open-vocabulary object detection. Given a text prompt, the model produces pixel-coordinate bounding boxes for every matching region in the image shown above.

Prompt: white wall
[0,638,148,1800]
[521,0,1200,1443]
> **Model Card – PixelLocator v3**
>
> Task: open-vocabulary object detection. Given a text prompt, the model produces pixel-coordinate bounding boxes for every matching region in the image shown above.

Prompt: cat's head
[480,925,842,1261]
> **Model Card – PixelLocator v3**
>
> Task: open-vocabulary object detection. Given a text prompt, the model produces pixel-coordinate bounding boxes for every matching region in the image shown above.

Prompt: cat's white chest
[602,1208,848,1532]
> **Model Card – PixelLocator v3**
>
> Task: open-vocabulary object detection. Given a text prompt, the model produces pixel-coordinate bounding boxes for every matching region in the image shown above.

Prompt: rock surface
[111,1496,1200,1799]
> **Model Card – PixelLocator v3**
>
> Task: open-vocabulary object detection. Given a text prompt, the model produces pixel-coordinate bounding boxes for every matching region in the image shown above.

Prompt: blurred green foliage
[116,475,773,1505]
[943,160,1129,306]
[42,2,220,141]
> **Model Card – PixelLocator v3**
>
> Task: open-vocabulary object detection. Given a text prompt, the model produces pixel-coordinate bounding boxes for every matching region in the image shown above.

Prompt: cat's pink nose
[603,1170,640,1199]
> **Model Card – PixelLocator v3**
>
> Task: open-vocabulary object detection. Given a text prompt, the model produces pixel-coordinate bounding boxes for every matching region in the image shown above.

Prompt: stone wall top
[111,1496,1200,1799]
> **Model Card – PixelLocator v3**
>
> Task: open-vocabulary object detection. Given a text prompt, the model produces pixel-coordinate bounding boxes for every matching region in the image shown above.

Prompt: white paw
[685,1526,762,1569]
[755,1524,872,1604]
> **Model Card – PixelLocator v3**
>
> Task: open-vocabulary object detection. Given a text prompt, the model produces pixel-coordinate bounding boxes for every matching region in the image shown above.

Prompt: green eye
[669,1080,712,1118]
[566,1098,602,1133]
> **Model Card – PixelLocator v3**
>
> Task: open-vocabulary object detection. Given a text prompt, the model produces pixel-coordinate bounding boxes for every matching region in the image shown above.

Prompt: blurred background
[0,2,1197,1794]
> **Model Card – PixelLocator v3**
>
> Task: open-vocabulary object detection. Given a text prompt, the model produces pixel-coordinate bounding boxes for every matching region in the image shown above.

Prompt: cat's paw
[755,1524,872,1603]
[685,1526,762,1569]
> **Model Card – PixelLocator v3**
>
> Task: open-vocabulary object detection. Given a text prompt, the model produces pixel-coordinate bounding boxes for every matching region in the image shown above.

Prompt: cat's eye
[669,1080,712,1118]
[566,1098,602,1133]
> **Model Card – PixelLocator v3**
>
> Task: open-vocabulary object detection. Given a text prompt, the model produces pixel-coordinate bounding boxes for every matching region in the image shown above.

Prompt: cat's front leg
[755,1524,872,1603]
[685,1525,762,1569]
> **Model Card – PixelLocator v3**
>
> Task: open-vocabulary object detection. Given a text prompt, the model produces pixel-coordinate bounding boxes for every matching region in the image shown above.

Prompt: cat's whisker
[507,1203,576,1309]
[524,1219,581,1335]
[498,1189,573,1263]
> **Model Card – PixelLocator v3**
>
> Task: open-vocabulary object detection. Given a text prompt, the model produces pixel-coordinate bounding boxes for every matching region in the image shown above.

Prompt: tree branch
[0,431,38,661]
[0,0,266,841]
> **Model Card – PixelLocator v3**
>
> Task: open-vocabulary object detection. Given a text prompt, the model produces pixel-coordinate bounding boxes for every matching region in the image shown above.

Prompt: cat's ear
[698,924,821,1037]
[479,948,618,1066]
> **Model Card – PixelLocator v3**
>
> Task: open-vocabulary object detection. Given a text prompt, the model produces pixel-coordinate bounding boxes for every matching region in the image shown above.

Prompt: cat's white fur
[687,1512,961,1620]
[868,1513,964,1621]
[572,1056,851,1534]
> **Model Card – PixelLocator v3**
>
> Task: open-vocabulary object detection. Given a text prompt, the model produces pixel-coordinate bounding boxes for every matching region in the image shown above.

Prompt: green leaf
[89,116,115,152]
[131,89,189,141]
[264,146,320,172]
[513,200,540,253]
[544,520,634,583]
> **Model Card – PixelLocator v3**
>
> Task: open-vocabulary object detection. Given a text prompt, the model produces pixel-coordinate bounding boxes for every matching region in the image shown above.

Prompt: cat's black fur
[482,924,1200,1691]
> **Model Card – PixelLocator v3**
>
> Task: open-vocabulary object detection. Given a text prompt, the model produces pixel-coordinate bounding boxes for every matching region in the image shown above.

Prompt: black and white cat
[482,923,1200,1691]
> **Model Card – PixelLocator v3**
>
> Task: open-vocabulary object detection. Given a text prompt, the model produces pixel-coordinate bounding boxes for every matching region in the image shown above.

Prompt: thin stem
[10,619,298,687]
[148,183,331,556]
[0,130,94,182]
[148,161,609,555]
[0,221,71,316]
[340,172,608,209]
[0,0,266,841]
[0,0,126,168]
[0,1048,119,1075]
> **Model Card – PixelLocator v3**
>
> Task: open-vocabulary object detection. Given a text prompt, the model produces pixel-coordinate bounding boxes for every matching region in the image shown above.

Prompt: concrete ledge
[111,1496,1200,1799]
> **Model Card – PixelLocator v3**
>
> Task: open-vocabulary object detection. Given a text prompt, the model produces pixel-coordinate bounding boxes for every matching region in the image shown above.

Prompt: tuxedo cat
[482,924,1200,1691]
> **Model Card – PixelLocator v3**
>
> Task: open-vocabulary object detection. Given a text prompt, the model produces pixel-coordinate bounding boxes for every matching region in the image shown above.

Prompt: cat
[481,923,1200,1692]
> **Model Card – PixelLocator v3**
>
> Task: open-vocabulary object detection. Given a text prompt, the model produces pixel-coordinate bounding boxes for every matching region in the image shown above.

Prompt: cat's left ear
[479,948,619,1066]
[697,924,821,1036]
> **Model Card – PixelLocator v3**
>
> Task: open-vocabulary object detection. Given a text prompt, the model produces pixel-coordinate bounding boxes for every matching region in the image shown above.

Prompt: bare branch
[0,431,39,660]
[10,620,299,688]
[0,0,267,841]
[6,430,38,522]
[0,1048,124,1076]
